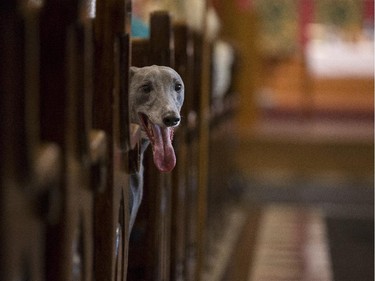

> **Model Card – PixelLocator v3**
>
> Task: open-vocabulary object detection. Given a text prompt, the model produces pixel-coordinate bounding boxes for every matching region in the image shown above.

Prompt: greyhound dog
[128,65,184,231]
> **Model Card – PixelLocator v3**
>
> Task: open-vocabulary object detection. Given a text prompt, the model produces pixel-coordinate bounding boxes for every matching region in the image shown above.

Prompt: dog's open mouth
[138,113,176,173]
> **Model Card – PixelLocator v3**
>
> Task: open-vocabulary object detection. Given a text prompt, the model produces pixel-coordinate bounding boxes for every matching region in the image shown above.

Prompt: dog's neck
[140,138,150,155]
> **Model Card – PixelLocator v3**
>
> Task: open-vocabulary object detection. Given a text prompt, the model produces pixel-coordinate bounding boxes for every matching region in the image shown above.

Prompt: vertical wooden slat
[92,0,116,269]
[150,11,174,68]
[183,31,204,281]
[197,2,211,276]
[39,1,98,280]
[113,30,131,281]
[0,1,61,280]
[148,11,173,281]
[93,0,132,279]
[0,3,35,279]
[127,38,151,281]
[119,34,131,151]
[0,2,28,183]
[131,38,150,67]
[170,21,191,281]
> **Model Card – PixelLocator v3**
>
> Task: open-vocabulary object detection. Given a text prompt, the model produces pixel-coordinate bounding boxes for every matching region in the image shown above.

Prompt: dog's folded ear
[129,66,139,80]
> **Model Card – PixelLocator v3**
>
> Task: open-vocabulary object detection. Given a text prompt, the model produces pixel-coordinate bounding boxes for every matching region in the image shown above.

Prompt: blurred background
[215,1,374,280]
[213,1,374,280]
[131,0,373,280]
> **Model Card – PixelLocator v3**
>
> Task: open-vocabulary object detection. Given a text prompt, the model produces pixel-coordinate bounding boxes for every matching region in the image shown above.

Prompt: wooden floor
[221,204,334,281]
[247,205,332,281]
[220,203,374,281]
[220,208,261,281]
[215,118,374,281]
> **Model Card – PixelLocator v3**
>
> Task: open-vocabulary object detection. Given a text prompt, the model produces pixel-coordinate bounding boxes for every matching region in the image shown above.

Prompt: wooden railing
[0,1,237,280]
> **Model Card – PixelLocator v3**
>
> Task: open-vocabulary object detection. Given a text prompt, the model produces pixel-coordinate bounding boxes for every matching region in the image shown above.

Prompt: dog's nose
[163,115,180,127]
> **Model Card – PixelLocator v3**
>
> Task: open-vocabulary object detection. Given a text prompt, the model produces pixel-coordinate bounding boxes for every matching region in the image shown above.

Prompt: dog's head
[129,65,185,173]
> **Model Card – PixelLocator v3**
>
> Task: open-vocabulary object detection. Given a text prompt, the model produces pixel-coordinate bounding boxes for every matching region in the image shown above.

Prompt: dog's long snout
[163,113,180,127]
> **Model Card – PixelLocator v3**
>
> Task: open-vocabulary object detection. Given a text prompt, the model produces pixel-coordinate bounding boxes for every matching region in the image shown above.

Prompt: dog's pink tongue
[151,124,176,173]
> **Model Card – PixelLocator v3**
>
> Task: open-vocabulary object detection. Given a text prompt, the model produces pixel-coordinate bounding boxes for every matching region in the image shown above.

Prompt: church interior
[0,0,373,280]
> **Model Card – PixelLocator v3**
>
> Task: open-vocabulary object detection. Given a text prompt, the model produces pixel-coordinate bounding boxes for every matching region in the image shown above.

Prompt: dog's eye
[175,83,182,92]
[141,84,152,93]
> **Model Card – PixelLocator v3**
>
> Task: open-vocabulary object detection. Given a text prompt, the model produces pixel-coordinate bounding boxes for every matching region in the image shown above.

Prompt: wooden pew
[1,0,133,280]
[0,2,212,280]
